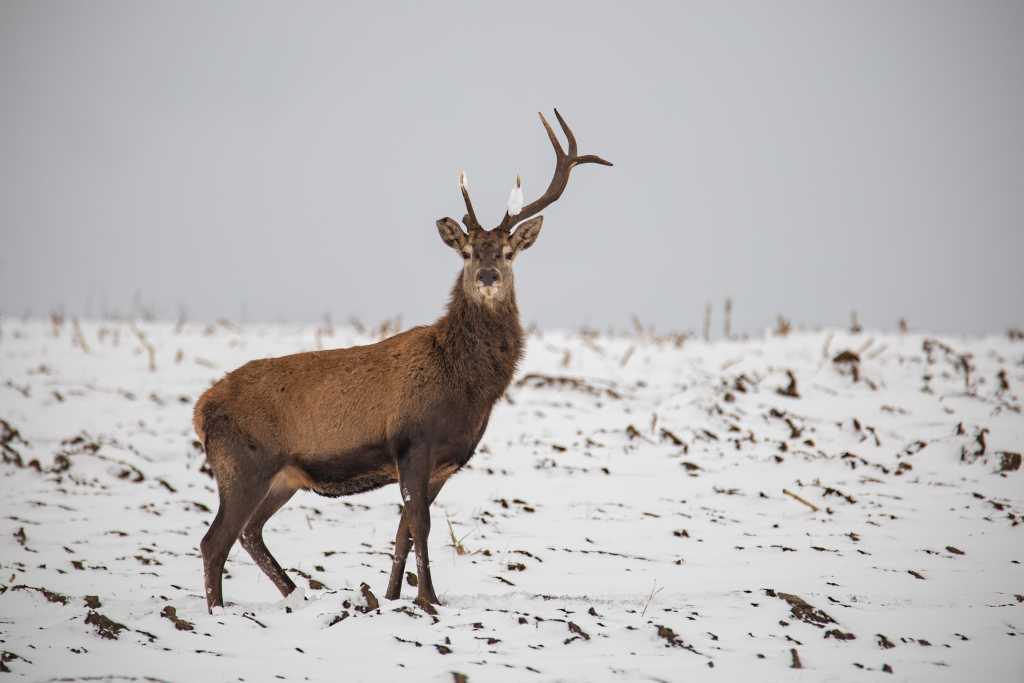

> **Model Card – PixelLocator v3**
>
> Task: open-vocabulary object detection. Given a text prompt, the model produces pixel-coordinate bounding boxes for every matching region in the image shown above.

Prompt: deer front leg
[386,477,446,600]
[396,450,440,606]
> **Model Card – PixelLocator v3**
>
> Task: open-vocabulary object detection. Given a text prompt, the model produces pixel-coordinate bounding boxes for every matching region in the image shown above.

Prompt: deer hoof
[413,596,439,615]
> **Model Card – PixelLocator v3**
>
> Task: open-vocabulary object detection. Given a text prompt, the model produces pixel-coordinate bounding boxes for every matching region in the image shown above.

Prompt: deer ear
[510,216,543,253]
[436,218,467,251]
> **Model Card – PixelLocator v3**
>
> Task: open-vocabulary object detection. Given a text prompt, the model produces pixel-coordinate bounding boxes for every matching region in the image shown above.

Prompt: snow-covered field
[1,318,1021,682]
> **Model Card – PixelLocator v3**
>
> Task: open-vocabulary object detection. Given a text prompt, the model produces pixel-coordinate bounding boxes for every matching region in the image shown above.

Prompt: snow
[1,318,1022,681]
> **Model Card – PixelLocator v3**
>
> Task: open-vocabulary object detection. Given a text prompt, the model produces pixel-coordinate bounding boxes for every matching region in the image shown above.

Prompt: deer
[192,110,611,613]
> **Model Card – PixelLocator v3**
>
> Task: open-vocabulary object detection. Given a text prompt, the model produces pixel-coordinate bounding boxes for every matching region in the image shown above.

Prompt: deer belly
[297,444,398,498]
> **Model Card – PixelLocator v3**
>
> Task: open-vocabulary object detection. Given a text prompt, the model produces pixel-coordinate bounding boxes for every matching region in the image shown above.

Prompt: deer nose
[477,268,500,286]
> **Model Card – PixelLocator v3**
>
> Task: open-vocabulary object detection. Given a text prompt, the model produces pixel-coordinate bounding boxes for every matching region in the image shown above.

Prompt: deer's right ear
[436,218,467,252]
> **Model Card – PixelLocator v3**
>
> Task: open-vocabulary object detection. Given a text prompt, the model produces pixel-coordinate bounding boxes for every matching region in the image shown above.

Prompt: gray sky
[2,1,1022,335]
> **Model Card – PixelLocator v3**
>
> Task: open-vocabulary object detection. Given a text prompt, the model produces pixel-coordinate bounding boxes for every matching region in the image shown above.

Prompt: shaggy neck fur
[433,273,525,403]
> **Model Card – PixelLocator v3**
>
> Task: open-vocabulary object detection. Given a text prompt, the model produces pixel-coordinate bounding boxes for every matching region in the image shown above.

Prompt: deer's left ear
[509,216,543,254]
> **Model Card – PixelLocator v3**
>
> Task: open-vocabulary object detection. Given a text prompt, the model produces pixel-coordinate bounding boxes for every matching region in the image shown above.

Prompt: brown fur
[268,465,314,493]
[195,273,523,610]
[194,276,522,491]
[194,109,609,612]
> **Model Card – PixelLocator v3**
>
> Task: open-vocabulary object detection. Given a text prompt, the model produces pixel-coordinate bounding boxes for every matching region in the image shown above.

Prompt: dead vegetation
[130,323,157,372]
[0,319,1020,679]
[768,590,837,629]
[161,605,194,631]
[85,610,126,640]
[515,373,623,399]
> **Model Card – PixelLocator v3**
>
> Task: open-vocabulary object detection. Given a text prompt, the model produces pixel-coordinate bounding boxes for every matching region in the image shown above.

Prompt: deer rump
[193,327,493,500]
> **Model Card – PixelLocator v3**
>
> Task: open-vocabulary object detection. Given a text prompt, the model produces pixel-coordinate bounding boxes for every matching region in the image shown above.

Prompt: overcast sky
[2,1,1021,335]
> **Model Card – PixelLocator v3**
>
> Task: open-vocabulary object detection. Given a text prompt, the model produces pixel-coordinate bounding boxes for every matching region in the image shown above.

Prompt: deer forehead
[467,233,508,257]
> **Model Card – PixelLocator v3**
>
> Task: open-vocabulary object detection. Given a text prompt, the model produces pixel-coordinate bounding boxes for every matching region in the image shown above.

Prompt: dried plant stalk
[130,323,156,372]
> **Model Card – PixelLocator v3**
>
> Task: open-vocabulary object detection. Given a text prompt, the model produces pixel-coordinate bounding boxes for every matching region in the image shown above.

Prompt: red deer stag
[193,110,611,612]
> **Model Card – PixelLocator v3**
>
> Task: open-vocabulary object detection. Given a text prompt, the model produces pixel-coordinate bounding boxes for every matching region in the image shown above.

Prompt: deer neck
[435,273,525,402]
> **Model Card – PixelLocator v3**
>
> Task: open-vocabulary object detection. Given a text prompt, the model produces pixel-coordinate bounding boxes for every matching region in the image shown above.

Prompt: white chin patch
[478,285,500,300]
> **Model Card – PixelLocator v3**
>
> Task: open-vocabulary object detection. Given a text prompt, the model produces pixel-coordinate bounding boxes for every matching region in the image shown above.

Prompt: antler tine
[495,110,613,232]
[538,112,565,159]
[553,108,577,157]
[459,170,483,233]
[576,154,613,166]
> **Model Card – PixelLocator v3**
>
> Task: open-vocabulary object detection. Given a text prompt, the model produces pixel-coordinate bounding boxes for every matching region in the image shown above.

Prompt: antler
[458,170,483,233]
[495,109,612,232]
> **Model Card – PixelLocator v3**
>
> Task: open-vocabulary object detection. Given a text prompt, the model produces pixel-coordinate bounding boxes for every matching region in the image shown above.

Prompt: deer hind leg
[385,476,447,600]
[200,433,275,613]
[396,450,441,606]
[239,478,298,598]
